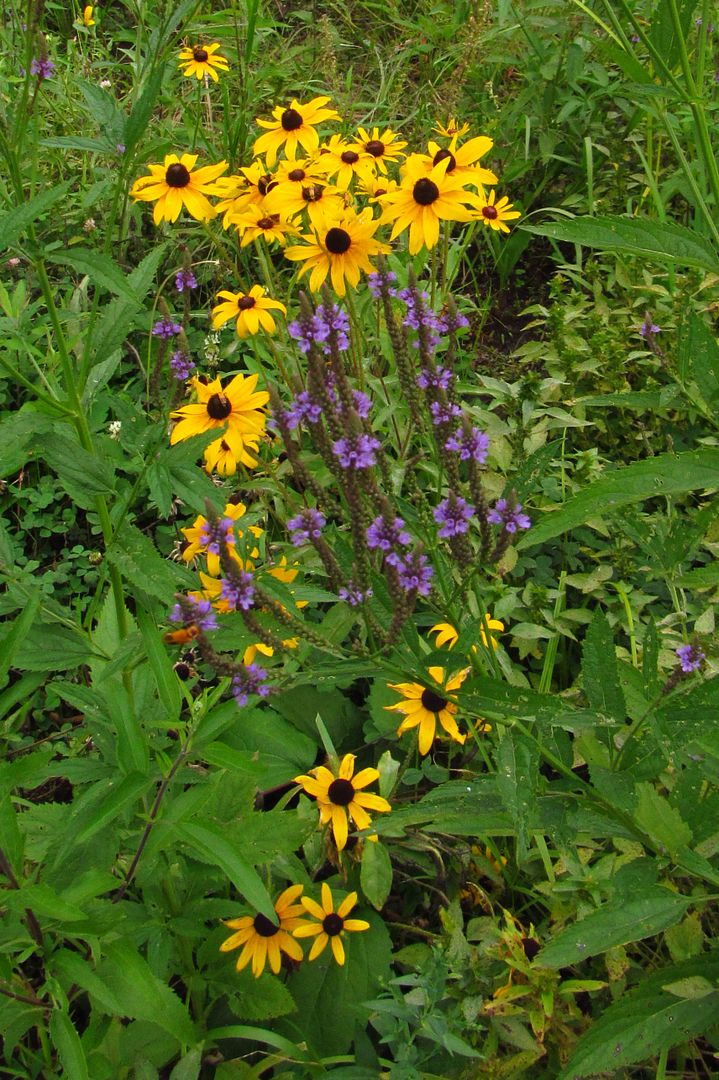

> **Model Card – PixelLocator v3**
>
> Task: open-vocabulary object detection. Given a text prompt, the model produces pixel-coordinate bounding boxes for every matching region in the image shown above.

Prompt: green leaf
[52,950,125,1016]
[73,771,152,844]
[174,821,275,921]
[518,448,719,548]
[50,1010,89,1080]
[40,136,109,152]
[223,972,297,1022]
[360,841,393,910]
[0,794,23,873]
[663,975,716,999]
[206,1026,307,1061]
[581,611,625,721]
[649,0,698,70]
[42,432,115,509]
[169,1049,202,1080]
[46,248,141,303]
[106,523,191,602]
[123,66,166,153]
[522,215,719,272]
[537,889,690,969]
[0,589,41,689]
[0,182,72,250]
[136,608,181,723]
[98,941,197,1045]
[495,732,536,860]
[679,310,719,410]
[7,621,95,672]
[633,782,692,855]
[675,563,719,588]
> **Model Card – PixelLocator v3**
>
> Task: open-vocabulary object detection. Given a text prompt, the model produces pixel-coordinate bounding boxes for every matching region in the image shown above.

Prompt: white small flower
[99,79,112,88]
[108,420,122,439]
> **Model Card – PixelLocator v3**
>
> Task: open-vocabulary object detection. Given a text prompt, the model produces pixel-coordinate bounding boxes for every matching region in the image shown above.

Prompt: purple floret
[676,643,705,673]
[232,664,271,707]
[487,498,531,533]
[445,425,489,463]
[288,508,326,545]
[332,433,380,469]
[434,494,475,538]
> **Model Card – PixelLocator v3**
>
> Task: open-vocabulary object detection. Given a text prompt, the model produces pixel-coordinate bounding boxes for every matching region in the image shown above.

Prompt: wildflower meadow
[1,2,719,1077]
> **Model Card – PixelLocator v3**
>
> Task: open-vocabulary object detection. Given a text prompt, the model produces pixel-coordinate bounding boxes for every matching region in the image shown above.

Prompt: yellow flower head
[474,190,521,234]
[283,207,390,297]
[181,501,263,576]
[293,883,370,965]
[264,177,344,231]
[130,153,228,225]
[229,206,299,248]
[417,135,497,192]
[83,6,95,26]
[211,285,287,338]
[170,373,269,472]
[354,126,407,175]
[313,134,371,191]
[430,615,504,652]
[434,118,471,140]
[385,666,470,755]
[294,753,391,851]
[253,96,342,167]
[178,42,229,82]
[379,155,477,254]
[220,884,306,977]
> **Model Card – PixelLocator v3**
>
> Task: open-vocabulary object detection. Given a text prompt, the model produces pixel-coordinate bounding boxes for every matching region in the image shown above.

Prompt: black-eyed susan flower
[355,126,407,174]
[170,373,268,470]
[357,173,399,204]
[230,207,299,248]
[385,666,470,755]
[434,117,471,140]
[294,883,369,965]
[83,6,95,26]
[283,208,390,297]
[264,178,344,230]
[314,134,371,190]
[474,190,521,234]
[181,501,263,576]
[294,753,391,851]
[419,135,497,191]
[130,153,228,225]
[178,42,229,81]
[430,615,504,652]
[211,285,287,338]
[203,431,261,475]
[253,96,342,167]
[220,884,307,977]
[378,155,477,254]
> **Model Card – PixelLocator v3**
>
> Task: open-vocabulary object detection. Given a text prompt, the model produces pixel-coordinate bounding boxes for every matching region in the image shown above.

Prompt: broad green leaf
[649,0,698,69]
[679,310,719,410]
[46,248,141,303]
[360,841,393,910]
[8,622,95,671]
[0,182,72,250]
[52,950,125,1016]
[73,771,152,844]
[676,563,719,588]
[50,1011,89,1080]
[136,608,181,723]
[169,1049,202,1080]
[663,975,716,999]
[633,782,692,855]
[581,611,625,721]
[6,882,87,923]
[42,432,115,509]
[518,448,719,548]
[99,941,196,1045]
[106,523,191,602]
[537,890,690,968]
[495,732,536,860]
[123,65,165,152]
[40,136,109,152]
[522,216,719,272]
[175,821,275,921]
[221,971,296,1022]
[0,410,56,477]
[0,589,41,689]
[0,794,23,873]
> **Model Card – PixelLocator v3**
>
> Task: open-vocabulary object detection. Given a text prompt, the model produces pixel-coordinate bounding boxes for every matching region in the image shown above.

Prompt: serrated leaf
[174,821,275,921]
[52,950,125,1016]
[73,771,152,844]
[518,448,719,548]
[495,732,536,860]
[106,524,189,602]
[50,1011,89,1080]
[98,941,196,1045]
[634,783,692,855]
[226,972,296,1022]
[0,182,72,250]
[581,611,625,721]
[46,248,140,303]
[360,841,393,910]
[522,215,719,272]
[537,890,690,969]
[42,431,115,508]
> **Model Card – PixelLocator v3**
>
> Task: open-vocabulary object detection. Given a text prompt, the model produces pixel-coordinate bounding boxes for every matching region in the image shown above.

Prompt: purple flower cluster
[288,314,327,354]
[430,400,462,426]
[283,390,322,429]
[366,515,411,552]
[152,317,182,339]
[417,365,453,391]
[676,643,705,673]
[316,302,350,352]
[175,269,198,292]
[390,550,434,597]
[199,516,236,555]
[170,350,195,381]
[638,315,661,338]
[288,508,326,545]
[30,57,55,79]
[220,570,255,611]
[488,498,531,533]
[367,269,398,298]
[169,595,217,632]
[434,494,475,538]
[339,583,373,606]
[445,425,490,463]
[332,433,380,469]
[232,663,271,707]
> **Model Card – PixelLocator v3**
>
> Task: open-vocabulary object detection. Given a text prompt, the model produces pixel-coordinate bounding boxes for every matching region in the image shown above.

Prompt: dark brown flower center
[257,174,277,196]
[166,163,191,188]
[193,47,209,62]
[220,439,231,451]
[281,107,303,131]
[366,139,385,157]
[325,227,351,255]
[322,912,344,936]
[421,688,448,712]
[206,393,232,420]
[253,912,280,937]
[433,148,456,172]
[302,184,324,203]
[341,150,359,164]
[374,187,387,197]
[327,778,355,805]
[257,216,275,229]
[482,205,498,220]
[237,295,256,310]
[413,178,439,205]
[288,168,306,182]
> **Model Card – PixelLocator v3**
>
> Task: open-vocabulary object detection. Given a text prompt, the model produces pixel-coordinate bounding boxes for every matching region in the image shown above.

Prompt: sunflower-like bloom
[230,207,299,248]
[83,6,95,26]
[355,126,407,174]
[294,883,369,965]
[430,615,504,652]
[211,285,287,338]
[378,155,477,254]
[178,42,229,81]
[220,885,307,977]
[294,753,391,851]
[253,96,342,166]
[170,373,268,472]
[283,208,390,297]
[474,190,521,234]
[181,501,263,576]
[357,173,399,204]
[416,135,497,191]
[313,134,371,191]
[434,117,471,140]
[213,160,278,226]
[385,666,470,755]
[130,153,228,225]
[264,178,344,230]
